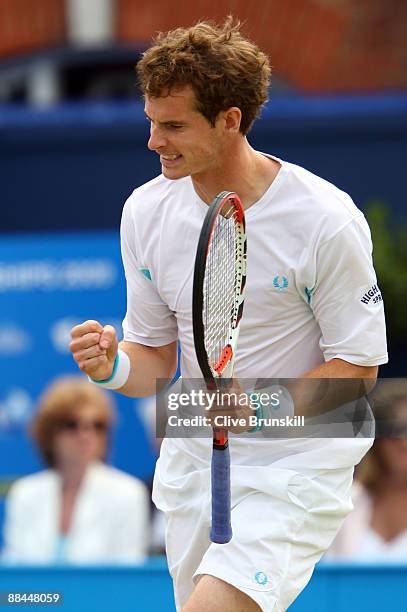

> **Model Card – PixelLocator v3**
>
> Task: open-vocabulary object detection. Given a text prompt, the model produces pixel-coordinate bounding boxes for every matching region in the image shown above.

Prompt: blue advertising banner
[0,232,158,542]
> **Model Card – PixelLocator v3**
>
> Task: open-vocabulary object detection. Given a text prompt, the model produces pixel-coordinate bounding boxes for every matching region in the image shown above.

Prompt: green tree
[366,201,407,342]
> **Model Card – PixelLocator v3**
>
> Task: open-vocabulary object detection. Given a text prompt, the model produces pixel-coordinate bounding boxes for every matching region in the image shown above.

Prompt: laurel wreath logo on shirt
[273,275,289,291]
[254,571,269,586]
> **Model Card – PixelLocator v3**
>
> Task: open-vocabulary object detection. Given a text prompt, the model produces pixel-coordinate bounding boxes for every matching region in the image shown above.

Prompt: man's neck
[192,141,280,210]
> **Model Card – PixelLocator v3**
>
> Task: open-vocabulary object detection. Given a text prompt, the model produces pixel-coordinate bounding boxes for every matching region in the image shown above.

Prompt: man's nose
[148,124,167,151]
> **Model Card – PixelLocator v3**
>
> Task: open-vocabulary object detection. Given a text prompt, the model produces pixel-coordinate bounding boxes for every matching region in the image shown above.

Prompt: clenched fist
[69,320,118,381]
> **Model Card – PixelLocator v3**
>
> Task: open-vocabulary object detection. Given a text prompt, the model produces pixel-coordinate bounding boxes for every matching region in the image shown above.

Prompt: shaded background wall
[118,0,407,93]
[1,0,406,92]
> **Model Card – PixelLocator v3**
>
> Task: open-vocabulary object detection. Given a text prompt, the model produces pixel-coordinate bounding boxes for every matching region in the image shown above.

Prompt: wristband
[266,385,295,418]
[249,386,295,433]
[88,349,131,390]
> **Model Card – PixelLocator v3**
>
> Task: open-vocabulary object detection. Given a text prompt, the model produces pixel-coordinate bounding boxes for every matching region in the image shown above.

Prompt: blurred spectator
[325,380,407,562]
[2,377,149,565]
[137,395,166,556]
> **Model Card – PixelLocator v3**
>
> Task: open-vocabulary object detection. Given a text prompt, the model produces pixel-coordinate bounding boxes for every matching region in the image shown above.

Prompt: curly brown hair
[136,17,271,135]
[31,377,115,468]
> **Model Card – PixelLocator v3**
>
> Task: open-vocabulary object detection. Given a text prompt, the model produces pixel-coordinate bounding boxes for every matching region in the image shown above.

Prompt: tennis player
[70,18,387,612]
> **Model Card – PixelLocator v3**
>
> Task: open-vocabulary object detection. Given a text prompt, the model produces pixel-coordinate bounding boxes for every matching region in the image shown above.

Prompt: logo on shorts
[254,571,269,586]
[273,275,289,291]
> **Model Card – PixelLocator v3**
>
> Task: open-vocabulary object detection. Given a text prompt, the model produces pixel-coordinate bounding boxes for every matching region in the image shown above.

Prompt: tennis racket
[193,191,247,544]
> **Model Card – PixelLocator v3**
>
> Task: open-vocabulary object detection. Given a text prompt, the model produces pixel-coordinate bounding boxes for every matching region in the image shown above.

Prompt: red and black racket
[193,191,247,543]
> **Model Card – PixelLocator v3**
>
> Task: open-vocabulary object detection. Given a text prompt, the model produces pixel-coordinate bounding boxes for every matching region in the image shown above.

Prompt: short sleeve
[120,199,178,346]
[309,215,388,366]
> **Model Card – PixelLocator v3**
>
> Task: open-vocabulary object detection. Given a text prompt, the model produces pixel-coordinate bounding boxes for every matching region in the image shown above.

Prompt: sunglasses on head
[60,419,108,433]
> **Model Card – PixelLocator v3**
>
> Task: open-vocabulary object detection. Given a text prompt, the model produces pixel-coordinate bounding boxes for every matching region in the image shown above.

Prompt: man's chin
[161,165,189,180]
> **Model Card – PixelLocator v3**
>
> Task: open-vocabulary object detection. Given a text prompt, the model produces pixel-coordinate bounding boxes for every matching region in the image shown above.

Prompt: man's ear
[223,107,242,133]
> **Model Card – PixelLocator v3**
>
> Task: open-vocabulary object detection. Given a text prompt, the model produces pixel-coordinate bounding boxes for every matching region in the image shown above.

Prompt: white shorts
[153,441,354,612]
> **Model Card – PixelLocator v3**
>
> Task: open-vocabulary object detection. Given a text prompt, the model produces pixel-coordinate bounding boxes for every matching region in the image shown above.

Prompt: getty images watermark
[165,387,303,430]
[155,378,405,440]
[155,380,315,438]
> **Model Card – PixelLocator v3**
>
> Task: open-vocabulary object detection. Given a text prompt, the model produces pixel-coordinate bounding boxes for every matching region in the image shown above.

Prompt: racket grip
[210,446,232,544]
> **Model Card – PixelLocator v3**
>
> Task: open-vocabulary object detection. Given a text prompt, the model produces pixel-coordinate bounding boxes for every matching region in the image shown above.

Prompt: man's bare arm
[205,359,379,432]
[290,358,378,418]
[118,340,178,397]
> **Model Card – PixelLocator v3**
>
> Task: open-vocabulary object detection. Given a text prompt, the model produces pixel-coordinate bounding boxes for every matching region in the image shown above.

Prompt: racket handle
[210,446,232,544]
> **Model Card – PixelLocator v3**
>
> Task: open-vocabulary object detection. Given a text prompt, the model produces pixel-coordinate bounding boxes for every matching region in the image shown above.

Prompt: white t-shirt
[121,155,388,470]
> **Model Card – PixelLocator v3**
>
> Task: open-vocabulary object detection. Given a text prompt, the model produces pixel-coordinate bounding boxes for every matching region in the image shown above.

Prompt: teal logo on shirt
[273,275,288,291]
[139,267,152,281]
[254,571,269,586]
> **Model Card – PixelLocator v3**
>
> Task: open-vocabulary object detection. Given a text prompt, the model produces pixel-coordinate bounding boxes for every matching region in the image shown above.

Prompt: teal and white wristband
[88,349,131,390]
[249,385,295,433]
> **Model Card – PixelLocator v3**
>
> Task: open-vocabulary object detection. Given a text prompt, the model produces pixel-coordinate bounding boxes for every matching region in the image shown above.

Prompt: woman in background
[2,376,149,564]
[326,379,407,561]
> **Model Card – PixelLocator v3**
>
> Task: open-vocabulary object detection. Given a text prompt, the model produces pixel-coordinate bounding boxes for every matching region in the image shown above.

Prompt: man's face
[144,86,225,181]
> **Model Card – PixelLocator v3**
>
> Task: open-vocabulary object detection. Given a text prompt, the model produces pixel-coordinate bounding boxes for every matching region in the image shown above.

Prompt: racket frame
[192,191,247,544]
[193,191,246,380]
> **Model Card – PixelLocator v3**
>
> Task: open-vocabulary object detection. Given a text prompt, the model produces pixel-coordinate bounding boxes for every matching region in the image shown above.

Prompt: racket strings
[203,206,240,368]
